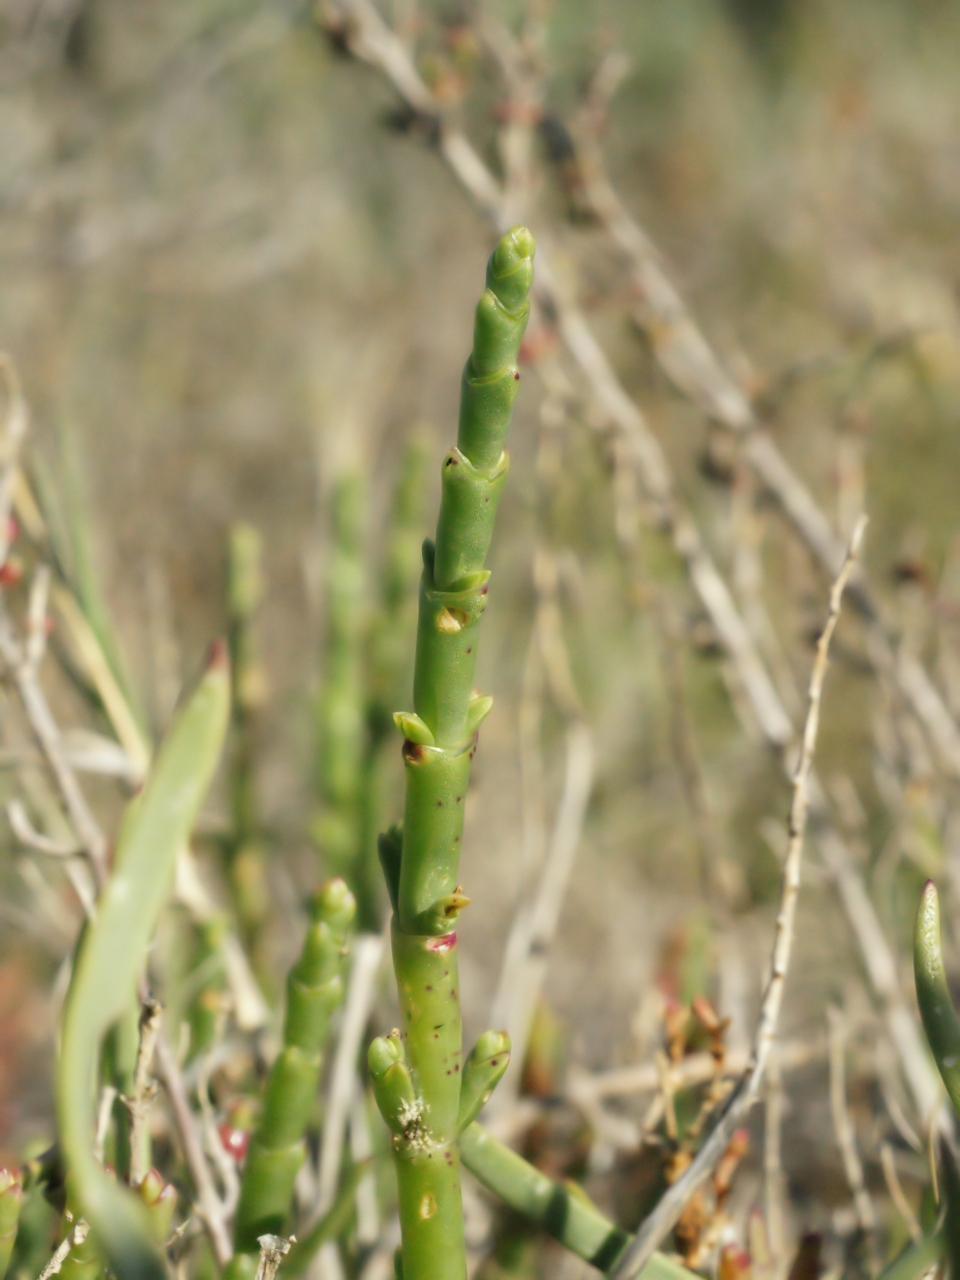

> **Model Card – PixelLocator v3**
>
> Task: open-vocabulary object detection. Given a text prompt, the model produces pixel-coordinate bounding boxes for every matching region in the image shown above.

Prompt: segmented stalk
[227,522,269,943]
[0,1170,22,1280]
[357,438,431,929]
[913,880,960,1115]
[232,879,356,1253]
[459,1126,697,1280]
[315,475,368,901]
[370,227,534,1280]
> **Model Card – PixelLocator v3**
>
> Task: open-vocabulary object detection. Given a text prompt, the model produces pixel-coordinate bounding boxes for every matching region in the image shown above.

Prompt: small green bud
[311,878,357,933]
[393,712,436,747]
[447,570,491,594]
[411,890,472,936]
[457,1030,511,1133]
[369,1035,420,1135]
[487,226,536,313]
[465,694,493,736]
[368,1032,404,1077]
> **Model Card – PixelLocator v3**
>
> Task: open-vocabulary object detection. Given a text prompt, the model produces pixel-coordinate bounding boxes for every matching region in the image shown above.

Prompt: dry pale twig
[763,1045,787,1280]
[880,1142,922,1243]
[93,1085,118,1165]
[321,0,794,752]
[154,1031,233,1266]
[7,799,82,858]
[610,516,867,1280]
[827,1006,876,1235]
[36,1220,89,1280]
[254,1235,293,1280]
[126,998,163,1188]
[312,931,385,1225]
[568,56,960,782]
[487,544,594,1124]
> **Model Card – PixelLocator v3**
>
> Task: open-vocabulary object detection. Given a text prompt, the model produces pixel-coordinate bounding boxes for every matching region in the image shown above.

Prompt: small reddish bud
[207,637,229,670]
[218,1123,250,1164]
[0,557,23,586]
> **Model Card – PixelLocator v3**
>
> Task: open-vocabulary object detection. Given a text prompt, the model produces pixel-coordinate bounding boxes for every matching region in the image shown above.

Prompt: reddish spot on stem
[455,796,462,803]
[207,637,229,670]
[425,984,433,991]
[513,371,520,381]
[427,933,456,952]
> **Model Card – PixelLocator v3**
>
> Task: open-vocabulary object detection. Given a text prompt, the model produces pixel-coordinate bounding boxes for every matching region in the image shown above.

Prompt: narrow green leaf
[57,645,230,1280]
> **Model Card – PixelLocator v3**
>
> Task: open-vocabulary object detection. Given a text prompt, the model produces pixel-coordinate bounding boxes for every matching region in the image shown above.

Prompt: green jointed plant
[226,521,268,943]
[231,878,356,1258]
[368,226,535,1280]
[913,879,960,1116]
[57,646,230,1280]
[0,1170,22,1280]
[458,1125,695,1280]
[315,474,369,910]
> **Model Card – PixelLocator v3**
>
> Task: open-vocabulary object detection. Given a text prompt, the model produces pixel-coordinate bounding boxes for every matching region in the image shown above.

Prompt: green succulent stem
[226,522,269,946]
[913,880,960,1115]
[316,473,372,916]
[875,1234,944,1280]
[371,228,534,1280]
[459,1125,696,1280]
[232,879,356,1252]
[0,1170,23,1280]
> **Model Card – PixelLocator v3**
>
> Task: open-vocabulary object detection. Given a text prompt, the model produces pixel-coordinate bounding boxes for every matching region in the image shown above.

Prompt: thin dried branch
[487,547,594,1125]
[814,825,941,1120]
[0,599,109,889]
[569,61,960,781]
[827,1006,877,1235]
[126,998,162,1189]
[0,355,29,568]
[569,1034,822,1106]
[154,1031,233,1266]
[196,1048,241,1217]
[311,931,385,1225]
[880,1142,922,1244]
[254,1234,292,1280]
[7,799,82,857]
[93,1085,117,1165]
[610,517,866,1280]
[320,0,794,751]
[36,1220,89,1280]
[764,1045,787,1280]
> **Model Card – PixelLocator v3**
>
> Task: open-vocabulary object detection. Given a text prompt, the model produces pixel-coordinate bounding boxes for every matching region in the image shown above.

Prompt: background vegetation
[3,1,960,1276]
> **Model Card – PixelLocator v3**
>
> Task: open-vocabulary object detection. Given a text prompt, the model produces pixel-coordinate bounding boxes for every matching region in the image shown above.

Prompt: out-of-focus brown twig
[127,998,163,1189]
[572,54,960,781]
[827,1005,877,1236]
[610,517,866,1280]
[154,1032,234,1267]
[319,0,794,752]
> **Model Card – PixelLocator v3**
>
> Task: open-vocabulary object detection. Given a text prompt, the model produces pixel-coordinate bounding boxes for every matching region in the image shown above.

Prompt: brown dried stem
[610,517,866,1280]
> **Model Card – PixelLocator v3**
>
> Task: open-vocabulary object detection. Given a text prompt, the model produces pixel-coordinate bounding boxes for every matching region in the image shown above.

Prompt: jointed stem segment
[233,880,356,1253]
[370,227,535,1280]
